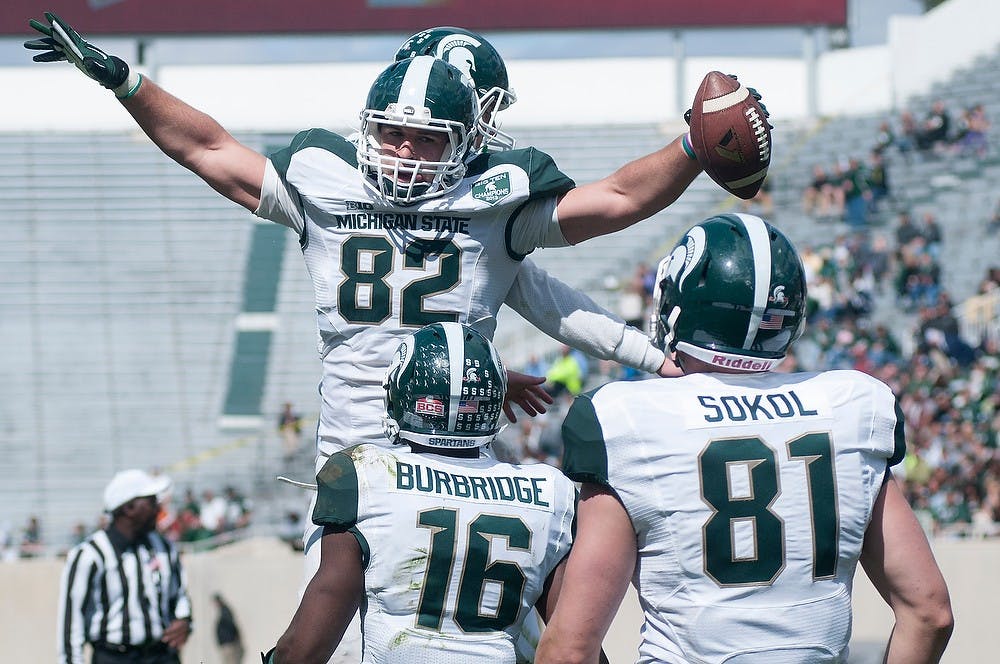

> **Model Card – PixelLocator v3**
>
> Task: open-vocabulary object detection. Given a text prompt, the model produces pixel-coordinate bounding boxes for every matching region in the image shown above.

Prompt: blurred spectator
[278,402,303,463]
[872,119,895,155]
[802,164,841,219]
[953,103,990,158]
[619,262,650,329]
[545,345,585,399]
[223,485,252,531]
[19,515,43,558]
[213,593,245,664]
[866,150,890,215]
[842,157,870,228]
[916,100,951,153]
[199,489,228,534]
[897,109,920,157]
[921,212,943,260]
[894,210,921,247]
[279,511,305,552]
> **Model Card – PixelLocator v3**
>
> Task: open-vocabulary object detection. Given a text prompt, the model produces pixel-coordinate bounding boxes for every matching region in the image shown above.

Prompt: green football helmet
[651,213,806,372]
[359,55,479,204]
[395,26,517,152]
[383,322,508,449]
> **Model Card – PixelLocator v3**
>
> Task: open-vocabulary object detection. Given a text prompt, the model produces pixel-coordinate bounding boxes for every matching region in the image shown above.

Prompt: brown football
[688,71,771,200]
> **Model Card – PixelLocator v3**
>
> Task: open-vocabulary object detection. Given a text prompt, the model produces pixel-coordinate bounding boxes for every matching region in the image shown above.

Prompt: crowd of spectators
[800,152,891,228]
[0,482,256,561]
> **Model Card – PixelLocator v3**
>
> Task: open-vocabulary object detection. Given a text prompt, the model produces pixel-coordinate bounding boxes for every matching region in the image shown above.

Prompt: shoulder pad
[560,391,612,486]
[268,129,357,179]
[467,147,575,201]
[312,447,361,531]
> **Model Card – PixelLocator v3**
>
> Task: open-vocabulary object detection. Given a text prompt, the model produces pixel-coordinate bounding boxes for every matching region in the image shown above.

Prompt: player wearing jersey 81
[265,323,577,663]
[537,214,953,664]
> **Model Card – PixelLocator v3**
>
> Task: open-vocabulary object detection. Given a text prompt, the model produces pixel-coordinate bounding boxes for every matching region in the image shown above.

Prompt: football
[688,71,771,200]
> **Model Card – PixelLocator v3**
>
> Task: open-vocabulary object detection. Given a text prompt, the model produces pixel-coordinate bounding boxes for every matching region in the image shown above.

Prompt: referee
[58,469,192,663]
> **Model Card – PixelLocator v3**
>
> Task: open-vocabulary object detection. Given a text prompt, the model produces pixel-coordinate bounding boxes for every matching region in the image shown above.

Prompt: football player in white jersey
[264,322,578,663]
[536,214,953,664]
[22,13,707,457]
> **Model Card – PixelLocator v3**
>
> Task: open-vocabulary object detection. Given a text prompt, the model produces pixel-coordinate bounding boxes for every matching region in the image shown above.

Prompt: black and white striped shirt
[57,526,192,664]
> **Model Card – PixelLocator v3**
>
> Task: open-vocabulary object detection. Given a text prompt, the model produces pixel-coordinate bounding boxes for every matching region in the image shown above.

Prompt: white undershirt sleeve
[254,159,306,234]
[506,197,569,256]
[506,258,665,373]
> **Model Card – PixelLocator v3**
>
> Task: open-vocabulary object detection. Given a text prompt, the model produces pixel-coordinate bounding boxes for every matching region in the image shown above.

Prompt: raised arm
[25,12,265,211]
[506,257,666,374]
[555,137,701,245]
[859,472,953,664]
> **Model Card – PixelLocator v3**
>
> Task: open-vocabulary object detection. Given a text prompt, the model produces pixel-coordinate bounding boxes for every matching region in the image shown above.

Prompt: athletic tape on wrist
[113,71,143,99]
[681,133,697,161]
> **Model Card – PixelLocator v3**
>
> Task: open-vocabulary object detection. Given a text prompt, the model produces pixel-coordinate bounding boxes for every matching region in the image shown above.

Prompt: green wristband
[681,133,697,161]
[114,71,143,99]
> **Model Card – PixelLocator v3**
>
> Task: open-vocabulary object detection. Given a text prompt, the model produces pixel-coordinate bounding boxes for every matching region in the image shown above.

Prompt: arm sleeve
[506,196,568,257]
[254,159,306,234]
[506,259,665,373]
[58,546,95,664]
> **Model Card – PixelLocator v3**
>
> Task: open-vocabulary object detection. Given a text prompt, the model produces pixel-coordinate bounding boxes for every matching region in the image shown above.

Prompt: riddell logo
[712,355,776,372]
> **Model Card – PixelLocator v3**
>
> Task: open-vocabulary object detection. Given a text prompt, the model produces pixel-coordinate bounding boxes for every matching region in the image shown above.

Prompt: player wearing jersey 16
[265,322,577,663]
[537,214,953,664]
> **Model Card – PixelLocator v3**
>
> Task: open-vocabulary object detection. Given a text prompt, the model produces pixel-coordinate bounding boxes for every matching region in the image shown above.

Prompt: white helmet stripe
[735,213,772,349]
[441,322,465,432]
[398,54,434,108]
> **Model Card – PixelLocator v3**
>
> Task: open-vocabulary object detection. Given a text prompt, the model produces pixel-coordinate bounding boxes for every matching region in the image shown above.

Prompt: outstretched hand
[25,12,130,90]
[504,370,554,422]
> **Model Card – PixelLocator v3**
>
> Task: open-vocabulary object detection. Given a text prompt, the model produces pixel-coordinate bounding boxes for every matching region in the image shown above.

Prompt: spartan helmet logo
[465,366,481,383]
[435,35,481,87]
[770,285,788,305]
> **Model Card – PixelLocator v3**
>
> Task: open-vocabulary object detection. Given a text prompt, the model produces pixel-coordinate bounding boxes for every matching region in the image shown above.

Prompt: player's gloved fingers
[50,20,86,61]
[683,108,692,126]
[727,73,738,81]
[23,37,59,50]
[33,51,68,63]
[28,18,54,38]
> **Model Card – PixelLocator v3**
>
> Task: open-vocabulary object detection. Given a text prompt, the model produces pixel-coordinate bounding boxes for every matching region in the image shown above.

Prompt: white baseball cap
[103,469,172,512]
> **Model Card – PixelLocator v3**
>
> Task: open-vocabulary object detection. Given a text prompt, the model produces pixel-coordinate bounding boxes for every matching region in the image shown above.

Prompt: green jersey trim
[890,399,906,467]
[269,128,358,180]
[467,147,575,198]
[560,390,611,486]
[313,448,361,530]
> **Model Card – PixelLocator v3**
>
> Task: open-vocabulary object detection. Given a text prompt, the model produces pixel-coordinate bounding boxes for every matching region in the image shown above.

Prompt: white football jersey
[313,444,577,663]
[256,130,577,456]
[561,370,906,664]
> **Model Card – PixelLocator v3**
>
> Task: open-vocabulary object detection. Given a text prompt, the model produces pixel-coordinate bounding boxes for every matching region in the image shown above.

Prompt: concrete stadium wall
[2,0,995,132]
[1,537,995,663]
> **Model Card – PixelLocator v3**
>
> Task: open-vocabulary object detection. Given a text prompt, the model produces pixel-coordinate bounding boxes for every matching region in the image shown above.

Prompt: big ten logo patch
[472,172,512,205]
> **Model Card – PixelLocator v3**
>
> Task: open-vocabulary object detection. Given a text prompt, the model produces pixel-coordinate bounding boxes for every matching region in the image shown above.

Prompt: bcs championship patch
[415,396,445,417]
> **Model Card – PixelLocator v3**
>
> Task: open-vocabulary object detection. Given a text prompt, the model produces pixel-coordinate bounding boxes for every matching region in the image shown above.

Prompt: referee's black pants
[91,641,180,664]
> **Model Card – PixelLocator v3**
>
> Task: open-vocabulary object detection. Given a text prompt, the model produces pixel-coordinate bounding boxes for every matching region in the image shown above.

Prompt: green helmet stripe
[737,213,772,350]
[398,54,434,109]
[442,322,465,432]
